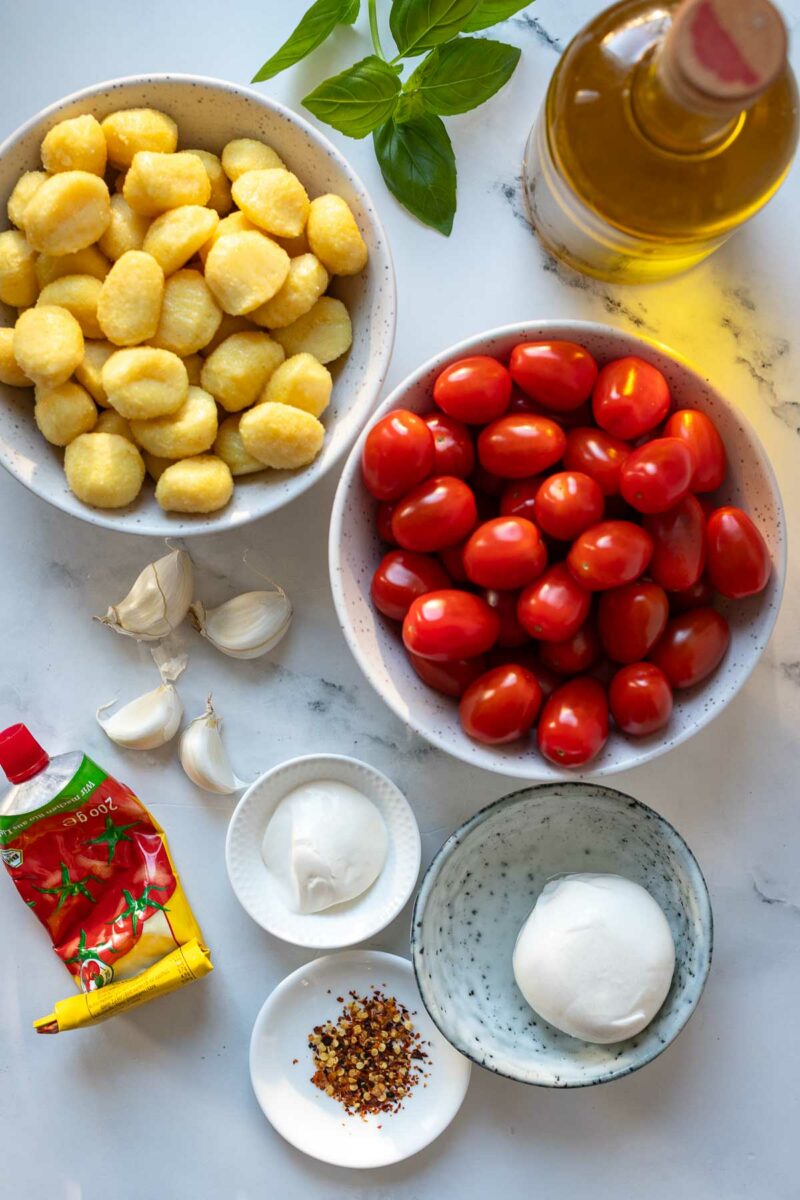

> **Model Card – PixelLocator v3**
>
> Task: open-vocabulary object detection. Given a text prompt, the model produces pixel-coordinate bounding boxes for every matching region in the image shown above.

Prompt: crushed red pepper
[308,988,430,1117]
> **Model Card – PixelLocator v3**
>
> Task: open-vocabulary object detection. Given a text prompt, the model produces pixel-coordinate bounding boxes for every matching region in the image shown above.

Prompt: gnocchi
[41,114,107,177]
[24,171,110,255]
[101,108,178,169]
[64,432,145,508]
[131,385,218,458]
[231,168,309,238]
[13,305,84,388]
[240,401,324,470]
[200,331,284,412]
[37,274,103,339]
[97,250,164,345]
[155,455,233,513]
[34,380,97,445]
[204,230,290,315]
[0,102,365,512]
[143,204,219,276]
[102,347,188,419]
[151,269,222,357]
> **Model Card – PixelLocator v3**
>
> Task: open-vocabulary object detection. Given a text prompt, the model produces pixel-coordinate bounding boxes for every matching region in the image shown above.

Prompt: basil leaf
[405,37,520,115]
[304,57,402,138]
[461,0,532,32]
[373,112,457,234]
[252,0,360,83]
[390,0,480,57]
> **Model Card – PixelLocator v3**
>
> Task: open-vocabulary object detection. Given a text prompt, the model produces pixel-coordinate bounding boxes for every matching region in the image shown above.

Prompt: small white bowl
[0,74,396,536]
[249,950,471,1168]
[411,782,713,1088]
[226,754,420,948]
[329,320,786,780]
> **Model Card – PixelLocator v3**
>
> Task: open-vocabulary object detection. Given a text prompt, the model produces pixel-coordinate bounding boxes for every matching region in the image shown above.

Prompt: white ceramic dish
[0,74,396,536]
[226,754,420,948]
[249,950,471,1168]
[411,782,713,1088]
[329,320,786,780]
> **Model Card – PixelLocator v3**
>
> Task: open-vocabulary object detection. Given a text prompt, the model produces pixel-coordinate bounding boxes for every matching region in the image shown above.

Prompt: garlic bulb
[189,585,291,659]
[97,685,183,750]
[179,699,246,794]
[98,549,193,641]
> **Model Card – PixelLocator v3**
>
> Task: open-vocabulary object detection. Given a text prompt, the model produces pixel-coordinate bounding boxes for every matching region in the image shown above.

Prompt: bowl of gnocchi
[0,74,396,534]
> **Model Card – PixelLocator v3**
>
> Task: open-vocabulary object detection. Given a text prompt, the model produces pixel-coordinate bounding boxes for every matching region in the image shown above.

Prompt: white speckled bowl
[0,75,395,536]
[329,320,785,780]
[411,782,713,1087]
[226,754,421,949]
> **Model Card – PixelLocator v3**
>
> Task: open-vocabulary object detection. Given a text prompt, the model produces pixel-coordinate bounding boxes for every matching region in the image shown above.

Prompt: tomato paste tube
[0,723,212,1033]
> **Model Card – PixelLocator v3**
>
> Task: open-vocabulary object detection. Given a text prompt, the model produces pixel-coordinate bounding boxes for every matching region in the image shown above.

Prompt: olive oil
[524,0,799,283]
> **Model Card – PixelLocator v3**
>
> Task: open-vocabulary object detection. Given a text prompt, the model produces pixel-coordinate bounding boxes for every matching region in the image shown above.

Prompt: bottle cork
[663,0,788,113]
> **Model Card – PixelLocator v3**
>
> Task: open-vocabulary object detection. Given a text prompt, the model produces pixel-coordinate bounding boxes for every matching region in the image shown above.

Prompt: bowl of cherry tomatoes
[329,321,785,778]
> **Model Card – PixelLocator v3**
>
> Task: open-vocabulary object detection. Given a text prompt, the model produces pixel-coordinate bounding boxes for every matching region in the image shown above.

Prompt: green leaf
[252,0,360,83]
[462,0,532,32]
[373,112,457,234]
[405,37,520,115]
[390,0,481,57]
[304,56,402,138]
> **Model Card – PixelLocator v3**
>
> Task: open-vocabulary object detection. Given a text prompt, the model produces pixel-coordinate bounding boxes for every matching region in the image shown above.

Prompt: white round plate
[226,754,421,948]
[249,950,471,1168]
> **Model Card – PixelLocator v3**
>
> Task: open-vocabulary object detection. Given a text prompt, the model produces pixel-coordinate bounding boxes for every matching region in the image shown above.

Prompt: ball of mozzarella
[513,873,676,1044]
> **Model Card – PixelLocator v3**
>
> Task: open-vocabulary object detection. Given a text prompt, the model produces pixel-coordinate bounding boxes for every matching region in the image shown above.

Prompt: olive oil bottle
[524,0,799,283]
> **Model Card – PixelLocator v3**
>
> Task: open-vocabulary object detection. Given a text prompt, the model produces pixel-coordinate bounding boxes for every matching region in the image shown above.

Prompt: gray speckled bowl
[0,75,395,536]
[411,783,712,1087]
[329,320,785,779]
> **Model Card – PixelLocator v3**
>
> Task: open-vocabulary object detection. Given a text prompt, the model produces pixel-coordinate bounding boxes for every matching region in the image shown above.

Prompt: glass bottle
[523,0,799,284]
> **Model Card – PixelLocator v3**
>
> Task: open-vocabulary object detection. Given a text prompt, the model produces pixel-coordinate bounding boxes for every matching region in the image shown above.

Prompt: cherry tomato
[508,341,598,412]
[439,540,469,583]
[403,590,500,661]
[423,412,475,479]
[408,652,488,698]
[668,577,714,613]
[517,563,592,642]
[433,356,512,424]
[499,476,542,521]
[362,409,434,501]
[592,356,671,440]
[460,665,542,745]
[376,500,398,543]
[487,647,561,698]
[562,427,631,495]
[478,415,567,479]
[537,677,609,767]
[482,589,531,648]
[644,495,706,591]
[509,392,594,429]
[619,437,695,514]
[463,517,548,590]
[539,620,601,675]
[392,476,477,553]
[469,463,506,497]
[664,409,726,492]
[649,607,730,688]
[567,521,653,591]
[706,506,771,599]
[534,471,604,540]
[370,550,451,621]
[609,663,673,736]
[597,581,669,663]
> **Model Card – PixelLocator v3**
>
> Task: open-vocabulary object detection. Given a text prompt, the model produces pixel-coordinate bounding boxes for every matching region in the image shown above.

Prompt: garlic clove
[97,684,183,750]
[98,549,194,641]
[179,698,246,795]
[189,586,291,660]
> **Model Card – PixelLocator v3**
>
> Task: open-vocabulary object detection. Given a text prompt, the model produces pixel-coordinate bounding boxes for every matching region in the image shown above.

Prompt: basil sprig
[251,0,529,234]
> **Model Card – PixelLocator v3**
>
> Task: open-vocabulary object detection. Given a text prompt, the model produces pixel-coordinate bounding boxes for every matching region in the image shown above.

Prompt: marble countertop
[1,2,798,1197]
